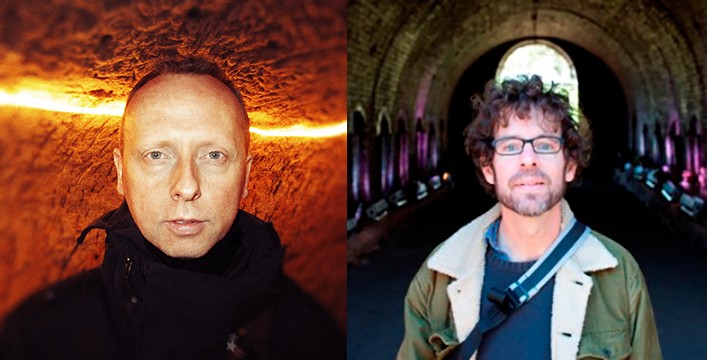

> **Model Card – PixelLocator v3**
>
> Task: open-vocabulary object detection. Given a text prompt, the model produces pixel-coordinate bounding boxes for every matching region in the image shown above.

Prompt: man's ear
[241,154,253,199]
[113,148,125,196]
[565,159,578,182]
[481,162,495,185]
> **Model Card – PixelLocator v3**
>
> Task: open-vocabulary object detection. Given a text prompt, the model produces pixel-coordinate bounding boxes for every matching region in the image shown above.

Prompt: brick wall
[349,0,706,198]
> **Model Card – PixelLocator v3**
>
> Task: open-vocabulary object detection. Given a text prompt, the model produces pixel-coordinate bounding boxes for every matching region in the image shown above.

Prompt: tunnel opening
[496,40,581,116]
[446,37,629,199]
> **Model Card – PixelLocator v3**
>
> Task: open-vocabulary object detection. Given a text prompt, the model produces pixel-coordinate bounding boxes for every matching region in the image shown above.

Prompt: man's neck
[497,202,563,262]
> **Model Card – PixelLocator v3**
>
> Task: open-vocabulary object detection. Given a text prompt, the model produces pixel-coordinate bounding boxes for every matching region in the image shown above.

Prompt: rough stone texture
[348,0,706,175]
[0,0,346,329]
[1,0,346,125]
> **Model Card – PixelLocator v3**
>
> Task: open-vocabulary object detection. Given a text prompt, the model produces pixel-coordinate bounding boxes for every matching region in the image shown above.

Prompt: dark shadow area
[558,38,629,180]
[446,40,513,200]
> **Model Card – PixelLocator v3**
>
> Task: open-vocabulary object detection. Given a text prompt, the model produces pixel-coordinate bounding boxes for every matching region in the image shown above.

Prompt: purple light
[639,123,648,156]
[386,161,394,192]
[361,147,371,201]
[397,131,409,187]
[429,123,438,172]
[351,113,368,202]
[352,135,371,202]
[380,131,395,195]
[416,120,428,177]
[692,139,700,174]
[429,140,438,171]
[351,138,360,201]
[664,132,675,167]
[414,67,435,120]
[680,170,691,191]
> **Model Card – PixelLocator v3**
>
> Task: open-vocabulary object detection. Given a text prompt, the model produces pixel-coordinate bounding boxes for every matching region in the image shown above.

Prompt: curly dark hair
[464,74,592,196]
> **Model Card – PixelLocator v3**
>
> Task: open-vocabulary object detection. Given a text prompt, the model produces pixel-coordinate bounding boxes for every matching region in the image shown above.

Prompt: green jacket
[397,200,662,360]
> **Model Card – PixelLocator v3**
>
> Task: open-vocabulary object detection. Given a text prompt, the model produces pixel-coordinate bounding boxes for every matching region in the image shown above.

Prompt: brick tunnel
[348,0,705,210]
[347,0,706,358]
[0,0,346,332]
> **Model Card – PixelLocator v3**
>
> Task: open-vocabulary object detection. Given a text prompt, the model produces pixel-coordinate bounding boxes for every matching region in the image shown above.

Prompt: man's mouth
[515,180,545,187]
[165,219,206,236]
[509,169,551,189]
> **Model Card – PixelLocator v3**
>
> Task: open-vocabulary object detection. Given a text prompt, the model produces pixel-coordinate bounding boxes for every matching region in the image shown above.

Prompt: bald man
[0,58,344,360]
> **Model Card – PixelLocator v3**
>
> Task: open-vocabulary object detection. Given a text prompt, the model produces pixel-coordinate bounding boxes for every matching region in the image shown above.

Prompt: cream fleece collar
[427,199,618,279]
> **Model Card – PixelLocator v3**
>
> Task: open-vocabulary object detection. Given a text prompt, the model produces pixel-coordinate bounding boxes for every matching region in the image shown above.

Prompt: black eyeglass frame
[490,135,565,156]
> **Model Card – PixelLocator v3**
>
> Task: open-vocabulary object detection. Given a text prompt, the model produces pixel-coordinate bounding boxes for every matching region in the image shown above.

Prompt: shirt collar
[485,217,511,261]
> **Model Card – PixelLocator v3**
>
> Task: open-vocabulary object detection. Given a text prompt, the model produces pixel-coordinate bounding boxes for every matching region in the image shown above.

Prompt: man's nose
[171,158,201,201]
[519,141,538,167]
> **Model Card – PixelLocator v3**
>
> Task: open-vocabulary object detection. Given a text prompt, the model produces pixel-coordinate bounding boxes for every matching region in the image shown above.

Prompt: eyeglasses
[490,135,565,156]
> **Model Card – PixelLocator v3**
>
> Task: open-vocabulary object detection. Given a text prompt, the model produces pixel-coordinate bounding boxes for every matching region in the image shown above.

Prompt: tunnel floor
[347,180,706,359]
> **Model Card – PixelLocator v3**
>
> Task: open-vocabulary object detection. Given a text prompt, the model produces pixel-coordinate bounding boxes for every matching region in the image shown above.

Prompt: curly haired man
[397,75,661,360]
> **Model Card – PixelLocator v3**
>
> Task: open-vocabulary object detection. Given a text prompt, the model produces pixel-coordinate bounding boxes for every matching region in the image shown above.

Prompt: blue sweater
[475,249,555,359]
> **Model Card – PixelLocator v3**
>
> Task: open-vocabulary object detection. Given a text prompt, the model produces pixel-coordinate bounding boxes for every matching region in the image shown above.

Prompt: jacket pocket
[428,327,459,359]
[577,330,631,360]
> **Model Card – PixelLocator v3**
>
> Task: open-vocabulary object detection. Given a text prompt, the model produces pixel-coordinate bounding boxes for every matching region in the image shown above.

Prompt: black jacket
[0,203,344,359]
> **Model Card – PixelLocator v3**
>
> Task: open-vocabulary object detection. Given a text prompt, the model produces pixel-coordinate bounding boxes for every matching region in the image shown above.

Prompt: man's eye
[537,142,553,150]
[148,151,164,160]
[208,151,224,160]
[502,142,520,152]
[535,139,559,152]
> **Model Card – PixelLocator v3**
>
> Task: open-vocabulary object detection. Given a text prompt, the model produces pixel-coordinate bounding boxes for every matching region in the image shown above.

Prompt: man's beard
[494,168,565,217]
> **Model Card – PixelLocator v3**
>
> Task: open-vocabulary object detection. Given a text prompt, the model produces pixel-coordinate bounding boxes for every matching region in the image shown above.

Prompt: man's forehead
[127,74,238,108]
[123,74,247,124]
[495,106,561,134]
[120,73,250,150]
[120,115,249,154]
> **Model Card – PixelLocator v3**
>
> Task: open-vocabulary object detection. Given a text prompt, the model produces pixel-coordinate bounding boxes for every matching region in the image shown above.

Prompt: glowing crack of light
[0,88,346,138]
[248,111,346,138]
[250,120,347,138]
[0,89,124,116]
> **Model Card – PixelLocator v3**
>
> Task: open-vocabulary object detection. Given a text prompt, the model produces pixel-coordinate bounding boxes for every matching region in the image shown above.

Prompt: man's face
[114,74,252,258]
[482,108,577,217]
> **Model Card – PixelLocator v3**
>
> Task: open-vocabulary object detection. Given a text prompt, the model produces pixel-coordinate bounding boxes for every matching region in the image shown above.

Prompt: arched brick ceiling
[0,0,346,328]
[349,0,705,131]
